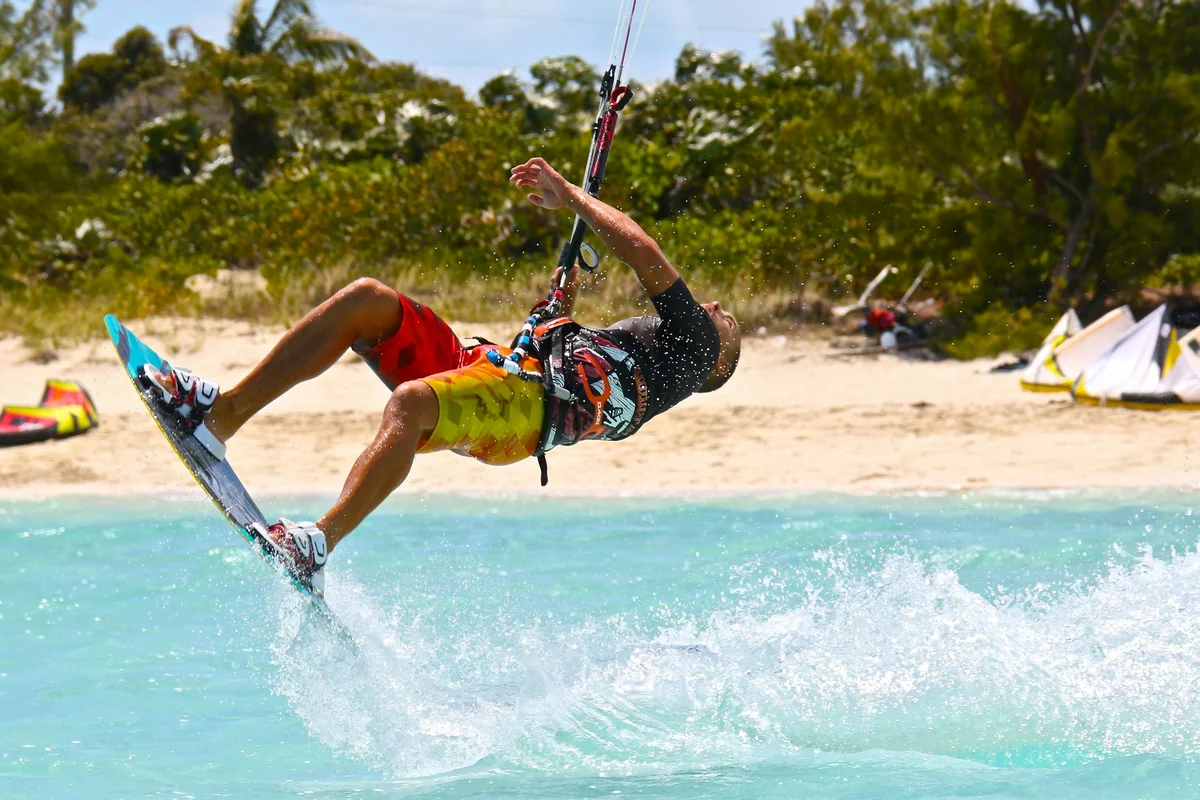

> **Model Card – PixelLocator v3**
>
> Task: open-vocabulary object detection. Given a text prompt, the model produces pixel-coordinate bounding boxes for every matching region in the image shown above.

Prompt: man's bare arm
[561,184,680,298]
[511,157,681,300]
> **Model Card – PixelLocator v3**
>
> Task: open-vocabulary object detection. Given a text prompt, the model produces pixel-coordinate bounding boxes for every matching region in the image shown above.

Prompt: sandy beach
[2,317,1197,499]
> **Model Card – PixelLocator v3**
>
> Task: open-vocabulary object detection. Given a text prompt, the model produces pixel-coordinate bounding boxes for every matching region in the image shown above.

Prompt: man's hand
[510,158,572,210]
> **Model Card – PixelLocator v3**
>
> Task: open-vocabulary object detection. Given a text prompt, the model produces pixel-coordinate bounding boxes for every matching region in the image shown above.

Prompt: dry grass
[266,261,824,333]
[0,288,200,356]
[0,260,820,353]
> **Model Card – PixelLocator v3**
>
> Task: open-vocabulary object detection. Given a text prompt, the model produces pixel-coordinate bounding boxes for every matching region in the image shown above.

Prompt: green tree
[284,61,470,167]
[58,51,123,111]
[480,69,554,133]
[768,0,1200,323]
[138,112,204,182]
[112,25,166,87]
[0,0,55,83]
[0,75,43,122]
[59,26,166,112]
[169,0,372,184]
[762,1,938,295]
[530,55,599,118]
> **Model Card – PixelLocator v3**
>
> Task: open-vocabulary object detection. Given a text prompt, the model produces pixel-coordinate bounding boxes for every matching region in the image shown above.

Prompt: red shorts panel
[357,293,467,389]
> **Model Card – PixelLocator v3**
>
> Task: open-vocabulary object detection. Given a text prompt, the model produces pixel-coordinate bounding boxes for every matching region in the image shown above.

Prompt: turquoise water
[4,492,1200,798]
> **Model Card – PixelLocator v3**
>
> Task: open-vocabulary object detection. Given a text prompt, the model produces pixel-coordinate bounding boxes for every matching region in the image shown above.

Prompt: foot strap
[193,422,226,461]
[141,364,225,461]
[279,519,328,569]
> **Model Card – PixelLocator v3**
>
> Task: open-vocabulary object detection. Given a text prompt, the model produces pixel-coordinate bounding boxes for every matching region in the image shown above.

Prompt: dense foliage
[1,0,1198,352]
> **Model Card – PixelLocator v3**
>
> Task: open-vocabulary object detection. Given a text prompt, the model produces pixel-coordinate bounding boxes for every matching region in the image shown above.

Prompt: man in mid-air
[144,157,742,592]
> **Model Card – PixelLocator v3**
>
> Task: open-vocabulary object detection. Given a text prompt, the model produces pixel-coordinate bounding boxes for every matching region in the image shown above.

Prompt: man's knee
[337,278,400,345]
[341,277,394,312]
[385,381,439,434]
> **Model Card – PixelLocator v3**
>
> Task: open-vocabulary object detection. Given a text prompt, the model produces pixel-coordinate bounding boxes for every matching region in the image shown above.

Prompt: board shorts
[354,292,543,466]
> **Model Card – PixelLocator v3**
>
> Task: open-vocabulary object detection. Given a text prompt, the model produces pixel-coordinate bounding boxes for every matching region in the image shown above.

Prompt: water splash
[271,541,1200,777]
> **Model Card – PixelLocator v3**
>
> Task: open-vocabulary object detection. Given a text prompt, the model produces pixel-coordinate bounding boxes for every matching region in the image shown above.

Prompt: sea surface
[3,491,1200,798]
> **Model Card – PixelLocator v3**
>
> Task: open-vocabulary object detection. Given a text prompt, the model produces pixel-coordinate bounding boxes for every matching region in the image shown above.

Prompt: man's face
[699,300,742,391]
[702,301,740,348]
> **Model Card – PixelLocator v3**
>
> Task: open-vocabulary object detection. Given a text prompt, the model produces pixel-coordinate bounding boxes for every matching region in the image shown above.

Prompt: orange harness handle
[533,316,572,338]
[576,351,612,438]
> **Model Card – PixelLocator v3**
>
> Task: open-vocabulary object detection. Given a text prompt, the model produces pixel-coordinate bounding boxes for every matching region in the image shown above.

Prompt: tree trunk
[60,0,75,75]
[230,101,279,187]
[1049,198,1093,304]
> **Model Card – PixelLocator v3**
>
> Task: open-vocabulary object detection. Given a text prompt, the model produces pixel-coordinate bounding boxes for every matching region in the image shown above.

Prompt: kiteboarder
[143,157,741,591]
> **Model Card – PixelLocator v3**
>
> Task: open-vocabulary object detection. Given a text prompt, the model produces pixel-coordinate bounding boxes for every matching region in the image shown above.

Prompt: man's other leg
[318,380,439,549]
[205,278,401,443]
[314,347,543,547]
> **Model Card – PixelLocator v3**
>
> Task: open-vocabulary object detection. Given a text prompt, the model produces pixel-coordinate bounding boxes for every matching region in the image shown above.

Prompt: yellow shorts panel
[418,347,544,466]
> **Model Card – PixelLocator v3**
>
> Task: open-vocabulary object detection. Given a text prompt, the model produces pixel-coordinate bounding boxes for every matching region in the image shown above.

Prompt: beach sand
[1,317,1197,499]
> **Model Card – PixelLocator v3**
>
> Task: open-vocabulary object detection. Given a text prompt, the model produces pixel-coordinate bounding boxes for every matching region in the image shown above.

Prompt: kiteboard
[104,315,348,634]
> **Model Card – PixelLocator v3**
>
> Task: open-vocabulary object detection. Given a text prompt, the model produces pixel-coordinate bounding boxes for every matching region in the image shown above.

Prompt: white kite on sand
[1020,306,1134,393]
[1071,309,1200,410]
[1067,305,1200,409]
[1020,309,1080,392]
[1021,303,1200,410]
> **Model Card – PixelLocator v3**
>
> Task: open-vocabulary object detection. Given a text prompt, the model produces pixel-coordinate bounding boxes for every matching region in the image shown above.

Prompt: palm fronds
[260,0,314,53]
[273,23,372,64]
[167,25,220,61]
[228,0,264,56]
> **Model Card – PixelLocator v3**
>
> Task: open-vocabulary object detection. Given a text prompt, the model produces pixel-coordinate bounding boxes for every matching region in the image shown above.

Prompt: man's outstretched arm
[511,158,681,299]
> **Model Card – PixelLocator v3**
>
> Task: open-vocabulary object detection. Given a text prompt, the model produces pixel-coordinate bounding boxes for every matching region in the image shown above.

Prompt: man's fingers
[511,158,556,205]
[509,170,540,185]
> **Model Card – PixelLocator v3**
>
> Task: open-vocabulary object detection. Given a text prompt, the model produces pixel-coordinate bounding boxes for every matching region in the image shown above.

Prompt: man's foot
[254,518,328,595]
[140,363,226,460]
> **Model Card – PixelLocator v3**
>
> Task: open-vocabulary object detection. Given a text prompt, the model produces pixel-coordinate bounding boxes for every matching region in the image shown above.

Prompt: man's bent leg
[205,278,402,442]
[318,380,439,549]
[314,347,541,547]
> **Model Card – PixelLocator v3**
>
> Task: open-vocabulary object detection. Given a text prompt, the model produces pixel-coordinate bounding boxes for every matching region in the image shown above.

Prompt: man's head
[700,301,741,393]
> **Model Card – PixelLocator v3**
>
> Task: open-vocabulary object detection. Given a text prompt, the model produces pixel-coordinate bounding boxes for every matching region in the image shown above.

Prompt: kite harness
[484,0,650,485]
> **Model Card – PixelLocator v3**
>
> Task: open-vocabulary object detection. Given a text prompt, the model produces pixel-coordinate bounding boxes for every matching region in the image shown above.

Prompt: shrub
[138,112,205,182]
[59,53,126,112]
[112,25,166,88]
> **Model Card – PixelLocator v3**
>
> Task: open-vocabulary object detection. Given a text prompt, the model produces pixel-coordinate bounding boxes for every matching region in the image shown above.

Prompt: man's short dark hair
[699,337,740,393]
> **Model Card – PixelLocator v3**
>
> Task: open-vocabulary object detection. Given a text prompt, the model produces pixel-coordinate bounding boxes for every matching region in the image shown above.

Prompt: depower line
[326,0,772,34]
